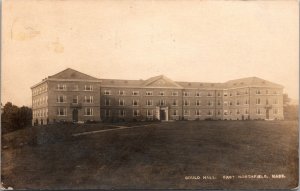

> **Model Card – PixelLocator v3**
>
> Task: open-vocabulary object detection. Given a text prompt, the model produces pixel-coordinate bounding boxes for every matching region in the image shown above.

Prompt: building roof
[224,77,283,89]
[48,68,100,81]
[32,68,284,89]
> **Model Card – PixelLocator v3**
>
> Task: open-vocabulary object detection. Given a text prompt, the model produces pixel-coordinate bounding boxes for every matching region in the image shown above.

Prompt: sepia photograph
[1,0,299,190]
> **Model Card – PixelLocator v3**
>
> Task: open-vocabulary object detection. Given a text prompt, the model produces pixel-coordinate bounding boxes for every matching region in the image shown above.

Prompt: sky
[2,0,299,107]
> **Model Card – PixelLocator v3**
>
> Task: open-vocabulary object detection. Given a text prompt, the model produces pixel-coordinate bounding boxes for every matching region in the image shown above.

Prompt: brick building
[31,68,284,125]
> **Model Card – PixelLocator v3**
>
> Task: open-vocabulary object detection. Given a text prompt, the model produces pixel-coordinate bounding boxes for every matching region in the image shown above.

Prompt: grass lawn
[1,120,298,189]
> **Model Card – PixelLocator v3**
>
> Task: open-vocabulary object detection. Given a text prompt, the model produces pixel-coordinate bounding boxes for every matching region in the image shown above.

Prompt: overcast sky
[2,0,299,107]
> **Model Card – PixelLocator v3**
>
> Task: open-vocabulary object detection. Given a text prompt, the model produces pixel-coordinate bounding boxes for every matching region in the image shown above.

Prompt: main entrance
[156,106,169,121]
[72,109,78,122]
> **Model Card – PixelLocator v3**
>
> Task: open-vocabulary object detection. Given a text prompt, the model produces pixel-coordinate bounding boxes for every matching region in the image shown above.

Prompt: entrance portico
[156,106,169,121]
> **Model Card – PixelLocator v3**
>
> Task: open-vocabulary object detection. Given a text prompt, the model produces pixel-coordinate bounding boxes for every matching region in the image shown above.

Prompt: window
[236,109,240,115]
[256,89,261,94]
[146,110,153,116]
[84,85,93,91]
[85,96,93,103]
[195,110,201,116]
[196,100,201,106]
[217,100,221,106]
[132,100,139,106]
[217,92,221,97]
[273,98,278,104]
[236,91,240,96]
[105,110,111,117]
[104,90,111,95]
[72,96,78,104]
[146,91,153,96]
[57,84,66,90]
[245,89,248,94]
[172,100,178,106]
[132,91,139,96]
[57,108,67,116]
[217,110,221,115]
[104,99,111,106]
[146,100,153,106]
[184,100,190,106]
[133,110,140,117]
[245,99,249,105]
[224,110,228,115]
[159,91,165,96]
[223,101,228,106]
[119,110,126,117]
[119,90,125,95]
[273,90,277,94]
[159,100,166,106]
[208,100,213,106]
[172,110,178,116]
[256,108,262,115]
[57,95,66,103]
[236,100,240,106]
[229,101,233,106]
[73,85,79,91]
[266,90,269,94]
[207,110,213,116]
[172,92,178,96]
[266,99,269,105]
[184,110,190,116]
[183,92,190,97]
[273,108,278,114]
[195,92,201,97]
[245,109,249,115]
[229,92,232,97]
[85,108,93,116]
[207,92,213,97]
[223,92,228,96]
[256,98,261,105]
[119,99,125,106]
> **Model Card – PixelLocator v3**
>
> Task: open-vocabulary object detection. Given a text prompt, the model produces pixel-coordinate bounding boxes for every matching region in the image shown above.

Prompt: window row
[57,108,94,116]
[32,85,48,96]
[104,99,217,106]
[255,89,279,95]
[255,98,278,105]
[103,108,281,117]
[33,96,48,107]
[104,90,219,97]
[57,95,94,103]
[56,84,94,91]
[33,109,48,118]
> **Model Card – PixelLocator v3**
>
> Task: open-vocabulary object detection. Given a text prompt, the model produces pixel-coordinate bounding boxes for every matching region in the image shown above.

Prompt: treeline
[1,102,32,134]
[284,105,298,120]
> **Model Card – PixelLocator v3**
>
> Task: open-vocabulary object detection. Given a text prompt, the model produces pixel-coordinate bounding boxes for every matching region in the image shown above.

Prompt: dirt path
[72,124,155,137]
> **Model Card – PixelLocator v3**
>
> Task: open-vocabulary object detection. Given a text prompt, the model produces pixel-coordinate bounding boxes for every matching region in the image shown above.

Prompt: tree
[1,102,32,134]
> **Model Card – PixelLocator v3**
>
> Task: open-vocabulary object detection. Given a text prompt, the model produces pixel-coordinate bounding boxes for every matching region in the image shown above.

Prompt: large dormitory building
[31,68,284,125]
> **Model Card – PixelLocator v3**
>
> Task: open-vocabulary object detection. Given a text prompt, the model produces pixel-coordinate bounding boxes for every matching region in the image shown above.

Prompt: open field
[1,120,298,189]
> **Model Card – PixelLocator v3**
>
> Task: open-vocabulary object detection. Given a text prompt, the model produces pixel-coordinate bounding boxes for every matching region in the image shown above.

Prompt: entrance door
[160,110,166,120]
[72,109,78,122]
[266,109,269,120]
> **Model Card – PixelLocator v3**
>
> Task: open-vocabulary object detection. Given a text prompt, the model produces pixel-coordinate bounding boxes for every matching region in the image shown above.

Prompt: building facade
[31,68,284,125]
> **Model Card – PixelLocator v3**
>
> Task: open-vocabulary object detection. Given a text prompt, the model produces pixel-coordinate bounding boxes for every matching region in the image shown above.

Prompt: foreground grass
[1,120,298,189]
